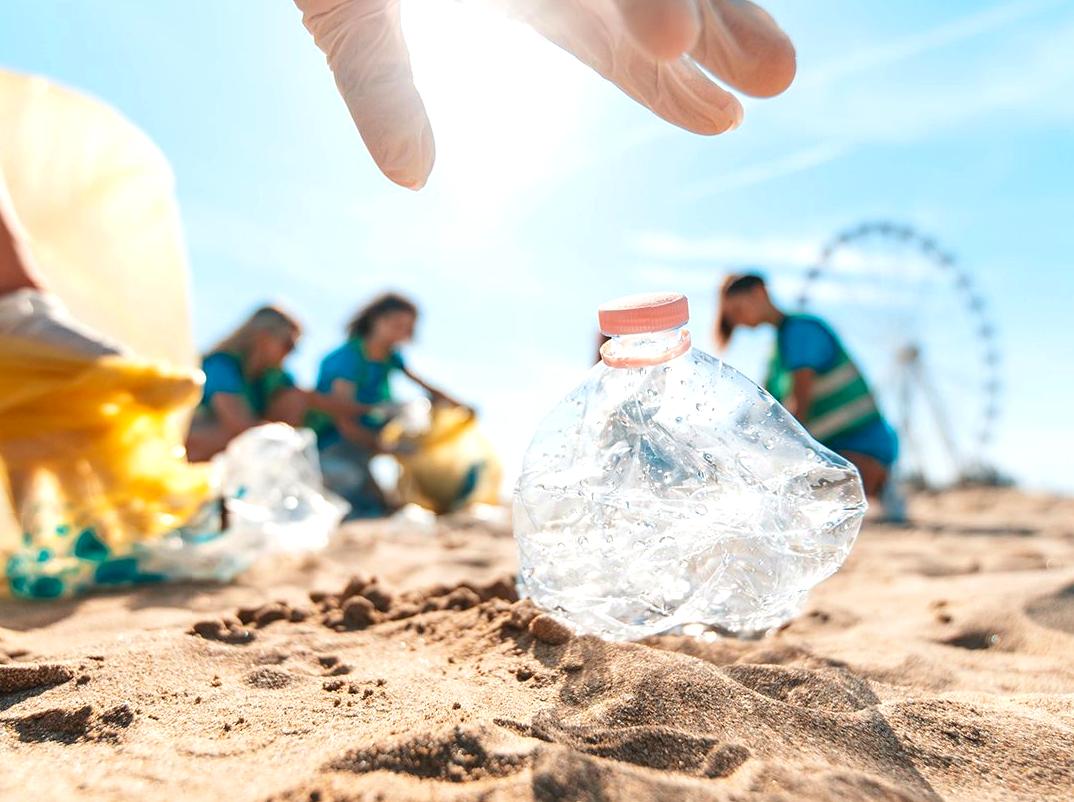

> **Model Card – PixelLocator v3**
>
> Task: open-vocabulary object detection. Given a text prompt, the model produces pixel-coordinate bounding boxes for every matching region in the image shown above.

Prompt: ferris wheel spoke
[801,222,1002,486]
[852,308,917,354]
[926,347,989,396]
[922,360,982,395]
[912,355,968,475]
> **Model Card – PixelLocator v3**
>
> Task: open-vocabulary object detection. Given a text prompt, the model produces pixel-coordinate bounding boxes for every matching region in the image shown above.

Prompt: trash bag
[0,338,346,597]
[386,404,502,515]
[0,71,345,598]
[0,339,213,598]
[0,68,196,368]
[0,67,197,555]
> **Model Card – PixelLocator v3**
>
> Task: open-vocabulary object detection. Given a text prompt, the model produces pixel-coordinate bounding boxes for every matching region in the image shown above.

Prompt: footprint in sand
[3,703,133,743]
[328,725,530,782]
[942,630,1001,650]
[530,709,748,777]
[1025,582,1074,635]
[721,664,879,713]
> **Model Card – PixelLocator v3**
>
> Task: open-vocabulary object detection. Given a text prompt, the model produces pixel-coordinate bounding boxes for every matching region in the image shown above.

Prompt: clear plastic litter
[514,293,867,641]
[137,424,348,583]
[4,422,346,597]
[386,502,439,533]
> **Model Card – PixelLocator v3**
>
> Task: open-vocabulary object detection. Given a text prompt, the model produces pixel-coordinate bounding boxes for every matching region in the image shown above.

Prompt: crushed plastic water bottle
[514,293,866,641]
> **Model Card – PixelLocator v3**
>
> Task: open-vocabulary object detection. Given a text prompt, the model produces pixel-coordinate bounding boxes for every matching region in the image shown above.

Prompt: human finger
[690,0,795,98]
[295,0,435,189]
[610,0,702,60]
[503,0,741,134]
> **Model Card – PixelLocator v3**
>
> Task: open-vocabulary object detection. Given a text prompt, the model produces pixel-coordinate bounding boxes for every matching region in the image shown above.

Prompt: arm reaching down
[209,392,259,438]
[403,366,465,409]
[306,390,375,419]
[329,378,388,452]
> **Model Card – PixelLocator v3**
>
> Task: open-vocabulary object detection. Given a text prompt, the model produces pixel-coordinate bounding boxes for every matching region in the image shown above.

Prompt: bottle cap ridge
[598,292,689,336]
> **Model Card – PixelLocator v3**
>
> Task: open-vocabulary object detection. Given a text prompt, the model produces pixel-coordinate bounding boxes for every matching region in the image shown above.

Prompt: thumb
[295,0,435,189]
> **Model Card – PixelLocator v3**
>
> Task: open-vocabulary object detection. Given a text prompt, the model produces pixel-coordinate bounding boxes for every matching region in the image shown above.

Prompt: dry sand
[2,487,1073,801]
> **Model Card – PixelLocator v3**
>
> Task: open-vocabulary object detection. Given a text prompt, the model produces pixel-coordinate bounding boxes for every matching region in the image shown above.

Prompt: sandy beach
[1,487,1072,801]
[2,1,1071,799]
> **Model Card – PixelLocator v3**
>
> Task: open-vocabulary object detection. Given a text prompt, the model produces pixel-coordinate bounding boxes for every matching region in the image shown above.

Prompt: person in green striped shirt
[717,274,899,498]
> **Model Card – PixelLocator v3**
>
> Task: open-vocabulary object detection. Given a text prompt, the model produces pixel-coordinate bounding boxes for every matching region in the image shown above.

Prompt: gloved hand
[294,0,795,189]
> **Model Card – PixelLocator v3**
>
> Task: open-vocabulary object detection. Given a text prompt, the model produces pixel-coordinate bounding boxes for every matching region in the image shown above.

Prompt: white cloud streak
[681,141,849,201]
[631,230,820,267]
[799,0,1069,89]
[675,0,1074,201]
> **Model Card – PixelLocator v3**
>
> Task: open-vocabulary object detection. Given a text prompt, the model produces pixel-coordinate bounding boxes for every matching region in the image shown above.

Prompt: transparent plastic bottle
[514,293,866,641]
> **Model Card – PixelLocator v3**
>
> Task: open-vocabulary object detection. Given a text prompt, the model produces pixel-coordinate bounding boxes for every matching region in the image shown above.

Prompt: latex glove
[294,0,795,189]
[0,288,123,358]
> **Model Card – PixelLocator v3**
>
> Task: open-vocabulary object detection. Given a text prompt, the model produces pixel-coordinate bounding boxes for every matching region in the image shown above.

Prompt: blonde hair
[208,305,301,360]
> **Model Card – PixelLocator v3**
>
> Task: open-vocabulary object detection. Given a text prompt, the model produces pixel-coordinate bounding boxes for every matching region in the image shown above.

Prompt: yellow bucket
[385,405,502,514]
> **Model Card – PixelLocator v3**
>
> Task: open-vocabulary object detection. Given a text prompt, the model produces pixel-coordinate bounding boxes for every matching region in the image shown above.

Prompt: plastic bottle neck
[600,326,692,368]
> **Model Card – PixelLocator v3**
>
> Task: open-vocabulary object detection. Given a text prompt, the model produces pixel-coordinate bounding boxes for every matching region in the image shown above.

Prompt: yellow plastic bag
[0,70,206,597]
[0,339,211,598]
[389,406,502,514]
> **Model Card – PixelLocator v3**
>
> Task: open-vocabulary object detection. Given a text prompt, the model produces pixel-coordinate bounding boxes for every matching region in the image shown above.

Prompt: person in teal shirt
[186,305,368,461]
[717,274,899,500]
[314,293,464,517]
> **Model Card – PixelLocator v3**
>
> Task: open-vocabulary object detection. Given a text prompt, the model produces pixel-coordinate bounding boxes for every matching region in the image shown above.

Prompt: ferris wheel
[797,222,1002,487]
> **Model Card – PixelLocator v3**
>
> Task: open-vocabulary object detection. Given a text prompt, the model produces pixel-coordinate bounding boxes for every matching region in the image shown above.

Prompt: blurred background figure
[717,273,899,504]
[186,305,370,462]
[312,292,467,518]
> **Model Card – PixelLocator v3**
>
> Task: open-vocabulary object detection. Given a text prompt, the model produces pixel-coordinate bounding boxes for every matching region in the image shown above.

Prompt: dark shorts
[319,440,385,519]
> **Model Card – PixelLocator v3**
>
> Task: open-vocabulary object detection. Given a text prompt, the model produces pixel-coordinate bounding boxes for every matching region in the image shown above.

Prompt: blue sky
[2,0,1072,491]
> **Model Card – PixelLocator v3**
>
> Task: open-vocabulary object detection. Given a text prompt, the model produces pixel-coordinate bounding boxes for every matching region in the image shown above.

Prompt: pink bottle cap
[598,292,689,335]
